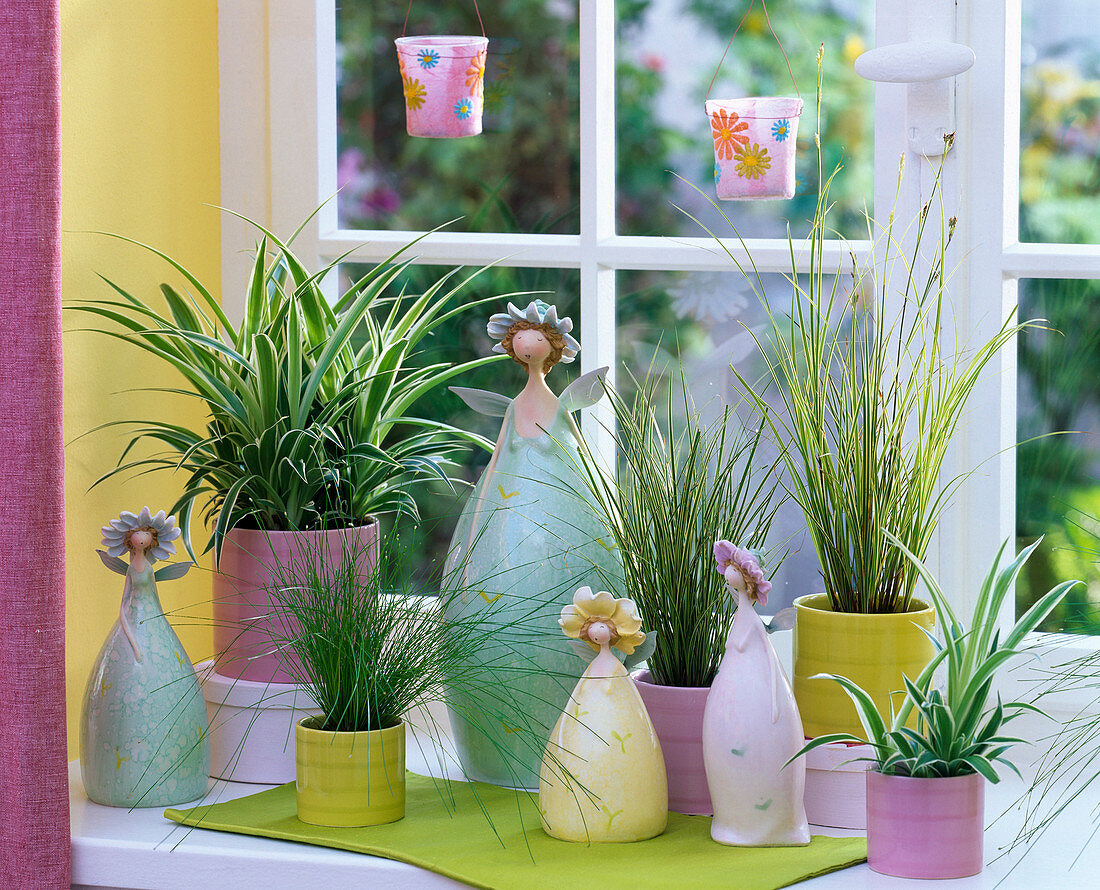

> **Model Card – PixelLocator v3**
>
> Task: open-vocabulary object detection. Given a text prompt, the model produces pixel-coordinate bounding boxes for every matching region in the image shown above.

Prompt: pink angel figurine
[701,540,810,846]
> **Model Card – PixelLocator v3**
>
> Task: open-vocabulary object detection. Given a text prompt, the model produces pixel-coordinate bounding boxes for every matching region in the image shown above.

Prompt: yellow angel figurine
[538,586,667,842]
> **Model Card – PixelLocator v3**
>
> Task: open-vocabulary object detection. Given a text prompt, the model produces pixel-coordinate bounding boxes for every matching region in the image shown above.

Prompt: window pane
[1020,0,1100,243]
[616,268,837,614]
[1017,278,1100,634]
[616,0,874,239]
[340,262,581,582]
[336,3,579,233]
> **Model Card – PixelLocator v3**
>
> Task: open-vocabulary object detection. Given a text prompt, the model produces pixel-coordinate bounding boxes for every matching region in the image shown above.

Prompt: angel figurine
[701,541,810,846]
[80,507,210,807]
[538,586,667,842]
[443,300,623,789]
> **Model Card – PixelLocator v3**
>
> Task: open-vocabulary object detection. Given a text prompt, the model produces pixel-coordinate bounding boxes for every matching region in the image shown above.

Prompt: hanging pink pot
[632,670,712,815]
[395,36,488,138]
[212,523,380,683]
[706,97,802,201]
[866,771,985,879]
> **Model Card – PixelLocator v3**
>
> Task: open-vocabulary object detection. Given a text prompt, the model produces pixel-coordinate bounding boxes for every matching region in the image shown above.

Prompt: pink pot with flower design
[395,36,487,138]
[706,97,802,200]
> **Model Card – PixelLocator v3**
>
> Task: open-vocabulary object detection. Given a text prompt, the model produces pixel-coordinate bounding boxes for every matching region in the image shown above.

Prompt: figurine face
[724,565,749,597]
[512,327,553,369]
[586,620,613,647]
[128,529,153,554]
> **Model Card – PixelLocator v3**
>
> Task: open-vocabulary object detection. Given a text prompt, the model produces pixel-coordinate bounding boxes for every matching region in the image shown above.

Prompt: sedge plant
[70,215,518,560]
[796,534,1082,780]
[566,369,785,688]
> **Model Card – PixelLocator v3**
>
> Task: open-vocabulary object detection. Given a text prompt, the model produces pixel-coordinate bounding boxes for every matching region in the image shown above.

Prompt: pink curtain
[0,1,70,886]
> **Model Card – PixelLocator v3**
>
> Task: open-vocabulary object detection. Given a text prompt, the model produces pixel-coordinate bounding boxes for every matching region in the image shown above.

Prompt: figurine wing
[96,550,128,576]
[559,366,609,414]
[154,561,193,582]
[622,630,658,672]
[450,386,512,418]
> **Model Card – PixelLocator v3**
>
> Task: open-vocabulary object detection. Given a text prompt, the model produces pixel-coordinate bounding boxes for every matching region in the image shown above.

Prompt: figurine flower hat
[100,507,182,563]
[560,586,646,654]
[714,540,771,608]
[487,299,581,363]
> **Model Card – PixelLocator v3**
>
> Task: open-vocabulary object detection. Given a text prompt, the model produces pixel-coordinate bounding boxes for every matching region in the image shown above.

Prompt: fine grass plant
[70,215,516,560]
[568,370,784,688]
[797,534,1082,780]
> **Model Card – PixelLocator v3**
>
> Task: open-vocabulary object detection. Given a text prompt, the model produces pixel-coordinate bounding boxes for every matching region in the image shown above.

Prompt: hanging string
[403,0,486,38]
[705,0,799,101]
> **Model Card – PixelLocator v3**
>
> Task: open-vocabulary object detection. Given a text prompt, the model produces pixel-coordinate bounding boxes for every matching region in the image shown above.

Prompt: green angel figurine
[443,300,623,789]
[80,507,210,807]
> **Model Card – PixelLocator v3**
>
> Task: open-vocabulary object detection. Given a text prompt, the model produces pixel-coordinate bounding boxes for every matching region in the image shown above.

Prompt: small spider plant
[796,534,1082,780]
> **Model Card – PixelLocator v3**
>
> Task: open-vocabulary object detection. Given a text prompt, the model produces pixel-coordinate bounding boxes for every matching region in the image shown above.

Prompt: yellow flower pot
[294,717,406,827]
[793,594,935,739]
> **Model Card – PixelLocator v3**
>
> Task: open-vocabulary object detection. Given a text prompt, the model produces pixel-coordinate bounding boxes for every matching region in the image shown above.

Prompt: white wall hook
[855,41,975,84]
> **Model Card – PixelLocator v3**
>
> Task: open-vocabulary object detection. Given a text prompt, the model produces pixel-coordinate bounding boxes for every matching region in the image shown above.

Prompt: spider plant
[566,369,785,688]
[70,215,517,560]
[797,534,1082,780]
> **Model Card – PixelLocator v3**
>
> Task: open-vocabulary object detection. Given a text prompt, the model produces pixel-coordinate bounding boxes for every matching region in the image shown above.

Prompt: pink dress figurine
[702,541,810,846]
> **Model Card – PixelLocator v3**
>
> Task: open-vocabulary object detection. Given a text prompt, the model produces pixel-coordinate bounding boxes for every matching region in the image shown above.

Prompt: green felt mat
[165,773,866,890]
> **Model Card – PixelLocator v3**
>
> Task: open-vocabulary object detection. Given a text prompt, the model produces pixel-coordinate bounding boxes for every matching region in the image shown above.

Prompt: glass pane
[1016,278,1100,634]
[336,3,579,233]
[1020,0,1100,243]
[339,262,581,583]
[616,268,838,614]
[616,0,874,239]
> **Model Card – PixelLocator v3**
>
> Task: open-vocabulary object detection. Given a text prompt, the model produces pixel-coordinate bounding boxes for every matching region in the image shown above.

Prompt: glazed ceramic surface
[803,740,874,829]
[295,718,406,827]
[212,523,379,683]
[395,36,487,138]
[866,771,985,879]
[706,97,802,200]
[632,671,712,815]
[793,593,935,738]
[80,562,209,807]
[539,651,667,842]
[443,380,622,790]
[702,587,810,846]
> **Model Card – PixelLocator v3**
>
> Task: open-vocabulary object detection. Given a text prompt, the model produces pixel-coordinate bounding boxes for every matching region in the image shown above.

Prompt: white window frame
[219,0,1100,713]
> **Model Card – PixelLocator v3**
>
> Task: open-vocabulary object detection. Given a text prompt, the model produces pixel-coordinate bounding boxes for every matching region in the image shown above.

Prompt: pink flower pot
[395,36,488,138]
[866,771,985,879]
[632,670,712,815]
[706,97,802,200]
[803,740,874,829]
[212,523,379,683]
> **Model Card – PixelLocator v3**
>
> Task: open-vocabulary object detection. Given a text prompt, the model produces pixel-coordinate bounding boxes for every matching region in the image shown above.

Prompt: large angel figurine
[702,541,810,846]
[80,508,210,807]
[443,300,623,789]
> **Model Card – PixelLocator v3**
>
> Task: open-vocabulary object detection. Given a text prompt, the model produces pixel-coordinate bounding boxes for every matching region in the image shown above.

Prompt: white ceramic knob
[855,40,975,84]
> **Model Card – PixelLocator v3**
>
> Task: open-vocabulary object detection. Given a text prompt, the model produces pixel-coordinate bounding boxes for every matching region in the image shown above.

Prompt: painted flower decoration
[101,507,181,563]
[403,77,426,111]
[714,163,722,184]
[710,108,750,160]
[454,97,475,120]
[713,540,771,608]
[560,586,646,654]
[771,118,791,142]
[486,300,581,363]
[417,49,440,69]
[734,142,772,180]
[466,49,486,97]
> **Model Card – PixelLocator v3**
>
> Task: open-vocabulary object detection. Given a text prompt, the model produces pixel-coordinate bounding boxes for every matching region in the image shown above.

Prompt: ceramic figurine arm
[559,367,609,415]
[118,571,144,663]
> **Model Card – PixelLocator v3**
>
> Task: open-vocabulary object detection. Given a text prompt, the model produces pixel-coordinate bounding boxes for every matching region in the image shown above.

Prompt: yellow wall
[61,2,221,753]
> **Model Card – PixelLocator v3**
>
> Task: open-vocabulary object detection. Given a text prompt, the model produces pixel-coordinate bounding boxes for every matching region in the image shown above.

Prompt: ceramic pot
[866,771,985,879]
[295,717,406,827]
[212,523,379,683]
[792,594,935,739]
[395,36,487,138]
[706,97,802,200]
[632,670,711,815]
[803,739,874,829]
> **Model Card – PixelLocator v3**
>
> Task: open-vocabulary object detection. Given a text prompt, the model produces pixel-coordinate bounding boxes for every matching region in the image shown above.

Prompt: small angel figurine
[702,541,810,846]
[538,586,667,843]
[80,508,210,807]
[443,301,623,789]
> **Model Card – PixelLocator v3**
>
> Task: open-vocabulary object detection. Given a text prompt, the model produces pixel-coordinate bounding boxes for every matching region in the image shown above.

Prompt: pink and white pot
[212,523,380,683]
[395,36,487,138]
[706,97,802,201]
[632,670,712,815]
[866,771,985,879]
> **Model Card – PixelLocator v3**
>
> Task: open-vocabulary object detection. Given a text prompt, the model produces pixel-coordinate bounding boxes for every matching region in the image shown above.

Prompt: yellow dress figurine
[539,586,667,843]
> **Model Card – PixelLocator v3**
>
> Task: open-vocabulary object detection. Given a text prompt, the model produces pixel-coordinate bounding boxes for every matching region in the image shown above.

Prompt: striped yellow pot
[295,717,406,827]
[793,594,935,739]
